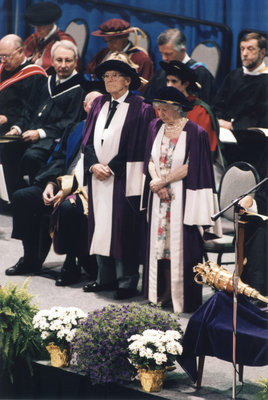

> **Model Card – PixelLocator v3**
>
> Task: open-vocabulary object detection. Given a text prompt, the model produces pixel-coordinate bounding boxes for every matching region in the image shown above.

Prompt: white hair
[153,101,183,114]
[51,40,78,59]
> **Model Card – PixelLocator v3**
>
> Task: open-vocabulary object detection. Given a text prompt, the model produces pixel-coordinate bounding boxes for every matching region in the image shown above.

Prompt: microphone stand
[211,176,268,400]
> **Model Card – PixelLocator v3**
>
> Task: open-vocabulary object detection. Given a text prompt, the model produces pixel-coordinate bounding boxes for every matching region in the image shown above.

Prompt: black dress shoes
[83,281,117,293]
[114,288,138,300]
[55,271,81,286]
[5,257,41,276]
[55,261,81,286]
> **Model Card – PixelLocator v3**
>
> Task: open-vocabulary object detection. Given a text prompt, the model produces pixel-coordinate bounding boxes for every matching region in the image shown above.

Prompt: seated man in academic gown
[4,40,86,194]
[23,1,77,75]
[144,28,216,105]
[5,90,103,285]
[213,32,268,176]
[0,34,47,199]
[82,53,156,300]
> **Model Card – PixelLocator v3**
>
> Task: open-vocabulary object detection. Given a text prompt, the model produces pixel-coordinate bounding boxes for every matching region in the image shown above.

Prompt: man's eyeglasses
[102,72,124,80]
[0,48,21,62]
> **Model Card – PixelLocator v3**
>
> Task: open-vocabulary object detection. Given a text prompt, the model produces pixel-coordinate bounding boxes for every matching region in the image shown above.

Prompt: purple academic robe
[142,118,222,313]
[82,93,155,265]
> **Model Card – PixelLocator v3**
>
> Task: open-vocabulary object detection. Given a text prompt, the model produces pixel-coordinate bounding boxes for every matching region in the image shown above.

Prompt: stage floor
[0,210,267,400]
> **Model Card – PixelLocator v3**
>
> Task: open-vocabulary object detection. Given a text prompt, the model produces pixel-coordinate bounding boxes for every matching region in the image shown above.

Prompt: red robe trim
[0,64,47,92]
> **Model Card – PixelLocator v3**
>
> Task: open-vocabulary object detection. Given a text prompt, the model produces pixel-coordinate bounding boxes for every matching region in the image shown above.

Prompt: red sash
[0,64,47,92]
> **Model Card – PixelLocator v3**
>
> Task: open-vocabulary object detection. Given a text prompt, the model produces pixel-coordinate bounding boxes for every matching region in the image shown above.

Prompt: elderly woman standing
[143,87,221,313]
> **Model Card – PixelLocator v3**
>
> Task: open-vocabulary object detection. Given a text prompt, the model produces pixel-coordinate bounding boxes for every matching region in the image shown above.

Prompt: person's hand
[91,163,111,181]
[22,130,40,142]
[43,183,61,206]
[238,195,254,213]
[5,127,20,136]
[0,115,8,125]
[150,177,165,193]
[218,119,233,130]
[157,187,170,200]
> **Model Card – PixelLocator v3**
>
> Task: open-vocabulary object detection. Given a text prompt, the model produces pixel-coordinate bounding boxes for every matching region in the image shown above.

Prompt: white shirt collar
[56,70,77,85]
[43,24,57,41]
[243,61,266,75]
[182,53,191,64]
[111,90,129,103]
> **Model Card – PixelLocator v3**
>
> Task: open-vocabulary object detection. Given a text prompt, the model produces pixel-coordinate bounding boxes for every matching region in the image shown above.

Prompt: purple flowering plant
[71,303,182,385]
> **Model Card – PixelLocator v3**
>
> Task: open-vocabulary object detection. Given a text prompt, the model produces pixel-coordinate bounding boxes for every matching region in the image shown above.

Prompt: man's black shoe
[5,257,41,276]
[83,281,117,293]
[114,288,138,300]
[55,272,81,286]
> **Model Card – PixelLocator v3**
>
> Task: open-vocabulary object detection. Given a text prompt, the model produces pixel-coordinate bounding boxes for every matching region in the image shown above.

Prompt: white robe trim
[184,189,222,237]
[90,101,129,256]
[0,164,9,202]
[126,161,144,197]
[148,126,187,313]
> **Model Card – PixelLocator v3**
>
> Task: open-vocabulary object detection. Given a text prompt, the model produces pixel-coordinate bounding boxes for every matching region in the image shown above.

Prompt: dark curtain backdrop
[1,0,268,86]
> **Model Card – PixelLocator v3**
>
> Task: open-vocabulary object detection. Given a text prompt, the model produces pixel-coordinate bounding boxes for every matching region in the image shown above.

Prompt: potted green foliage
[72,303,182,385]
[0,279,42,383]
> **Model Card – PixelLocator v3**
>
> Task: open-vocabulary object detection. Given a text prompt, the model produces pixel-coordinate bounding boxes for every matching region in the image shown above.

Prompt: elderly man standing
[144,28,216,104]
[86,18,154,93]
[82,54,155,299]
[24,1,77,74]
[5,41,86,191]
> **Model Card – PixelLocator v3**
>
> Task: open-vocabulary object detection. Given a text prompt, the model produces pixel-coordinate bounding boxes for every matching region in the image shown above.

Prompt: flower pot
[46,343,71,368]
[138,369,166,392]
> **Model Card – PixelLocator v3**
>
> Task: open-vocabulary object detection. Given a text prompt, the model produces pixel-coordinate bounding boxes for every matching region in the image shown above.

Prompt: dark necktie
[104,100,118,129]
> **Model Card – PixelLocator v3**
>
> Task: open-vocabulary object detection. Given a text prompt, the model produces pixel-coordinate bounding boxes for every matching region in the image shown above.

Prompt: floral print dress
[157,134,179,260]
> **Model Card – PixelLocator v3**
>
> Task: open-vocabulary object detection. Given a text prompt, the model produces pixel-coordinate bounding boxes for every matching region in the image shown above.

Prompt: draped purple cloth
[178,292,268,382]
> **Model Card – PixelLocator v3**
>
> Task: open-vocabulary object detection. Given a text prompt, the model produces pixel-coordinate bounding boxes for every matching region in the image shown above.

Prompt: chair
[204,161,260,265]
[190,40,221,78]
[128,27,151,54]
[65,18,89,59]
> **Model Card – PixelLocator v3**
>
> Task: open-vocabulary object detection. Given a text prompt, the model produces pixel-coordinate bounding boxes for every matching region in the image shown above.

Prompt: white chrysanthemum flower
[40,320,50,330]
[144,348,154,359]
[157,344,166,353]
[41,331,49,340]
[164,330,182,340]
[139,346,148,357]
[50,319,63,331]
[166,340,182,355]
[154,352,167,365]
[66,329,77,342]
[128,334,142,342]
[57,330,66,339]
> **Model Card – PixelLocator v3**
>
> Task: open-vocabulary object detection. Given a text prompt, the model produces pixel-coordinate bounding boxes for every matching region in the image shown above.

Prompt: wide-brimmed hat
[92,18,134,38]
[160,60,201,93]
[95,59,141,90]
[24,1,62,26]
[148,87,193,111]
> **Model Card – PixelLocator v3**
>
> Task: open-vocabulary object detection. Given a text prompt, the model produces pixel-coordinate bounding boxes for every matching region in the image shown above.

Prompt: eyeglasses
[0,48,21,62]
[102,72,124,80]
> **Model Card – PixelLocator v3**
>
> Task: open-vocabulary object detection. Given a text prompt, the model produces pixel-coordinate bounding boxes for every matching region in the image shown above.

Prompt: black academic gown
[0,60,47,135]
[144,59,216,105]
[213,68,268,130]
[241,181,268,297]
[13,73,85,189]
